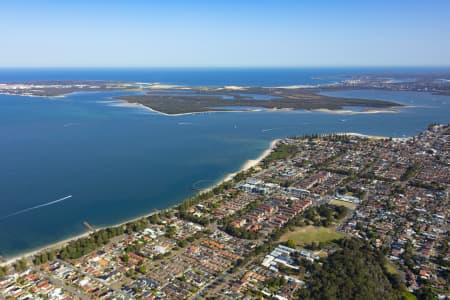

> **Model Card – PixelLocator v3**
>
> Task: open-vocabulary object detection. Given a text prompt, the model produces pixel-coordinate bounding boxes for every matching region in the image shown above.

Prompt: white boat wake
[0,195,73,220]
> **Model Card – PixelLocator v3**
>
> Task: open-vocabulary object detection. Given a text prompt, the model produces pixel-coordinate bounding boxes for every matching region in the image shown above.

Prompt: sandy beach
[187,139,280,197]
[222,139,280,182]
[311,108,400,115]
[1,232,91,267]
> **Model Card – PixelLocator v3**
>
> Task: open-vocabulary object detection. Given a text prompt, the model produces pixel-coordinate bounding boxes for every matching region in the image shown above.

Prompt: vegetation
[265,276,287,293]
[384,261,399,275]
[136,264,146,274]
[266,204,348,242]
[263,143,297,164]
[299,238,405,300]
[55,218,149,260]
[415,286,437,300]
[0,265,7,277]
[177,176,242,226]
[222,222,258,240]
[14,259,28,273]
[223,203,349,241]
[280,226,344,246]
[177,210,210,226]
[118,89,400,115]
[304,204,349,226]
[178,190,215,212]
[402,291,418,300]
[400,163,420,181]
[330,199,357,209]
[232,168,254,183]
[409,180,445,191]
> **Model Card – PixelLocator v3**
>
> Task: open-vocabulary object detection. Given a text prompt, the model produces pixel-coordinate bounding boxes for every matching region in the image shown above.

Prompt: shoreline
[335,132,411,141]
[0,130,412,266]
[111,98,401,117]
[0,138,280,267]
[222,139,280,183]
[111,100,265,116]
[113,99,297,116]
[0,131,409,266]
[311,108,400,115]
[1,232,90,266]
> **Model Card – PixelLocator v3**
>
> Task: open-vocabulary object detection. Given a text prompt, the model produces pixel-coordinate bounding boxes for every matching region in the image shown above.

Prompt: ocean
[1,67,449,85]
[0,68,449,258]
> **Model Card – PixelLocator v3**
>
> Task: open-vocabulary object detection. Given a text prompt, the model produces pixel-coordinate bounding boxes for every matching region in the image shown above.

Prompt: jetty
[83,221,95,232]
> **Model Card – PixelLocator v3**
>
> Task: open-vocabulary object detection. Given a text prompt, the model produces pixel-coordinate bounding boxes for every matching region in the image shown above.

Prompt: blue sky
[1,0,450,67]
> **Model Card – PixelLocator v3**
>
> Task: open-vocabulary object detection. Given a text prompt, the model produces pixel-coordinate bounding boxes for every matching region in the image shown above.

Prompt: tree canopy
[300,238,404,300]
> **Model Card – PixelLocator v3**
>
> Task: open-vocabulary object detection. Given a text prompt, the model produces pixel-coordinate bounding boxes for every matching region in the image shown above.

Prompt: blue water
[1,67,449,86]
[237,93,282,100]
[0,69,449,258]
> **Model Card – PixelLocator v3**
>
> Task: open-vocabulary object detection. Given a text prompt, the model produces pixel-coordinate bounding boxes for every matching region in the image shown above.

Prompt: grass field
[384,261,399,275]
[330,199,357,209]
[280,226,344,246]
[402,291,417,300]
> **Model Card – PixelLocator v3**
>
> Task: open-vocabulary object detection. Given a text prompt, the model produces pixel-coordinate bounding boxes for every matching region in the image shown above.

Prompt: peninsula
[2,72,450,115]
[116,87,399,115]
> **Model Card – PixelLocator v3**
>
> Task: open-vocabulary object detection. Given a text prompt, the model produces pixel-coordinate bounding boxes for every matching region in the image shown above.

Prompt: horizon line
[1,65,450,69]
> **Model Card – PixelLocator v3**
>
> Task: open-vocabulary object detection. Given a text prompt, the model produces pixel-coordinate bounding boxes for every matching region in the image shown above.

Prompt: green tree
[14,259,28,272]
[415,286,436,300]
[137,265,146,274]
[286,239,297,248]
[300,238,404,300]
[0,266,6,277]
[122,254,129,263]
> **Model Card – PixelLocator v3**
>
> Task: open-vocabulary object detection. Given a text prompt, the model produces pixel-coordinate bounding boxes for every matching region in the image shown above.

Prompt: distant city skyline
[1,0,450,67]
